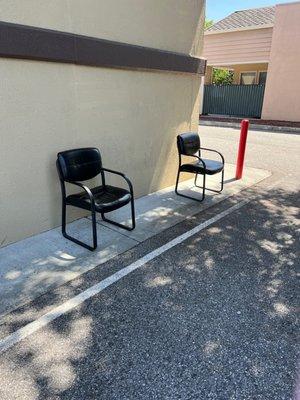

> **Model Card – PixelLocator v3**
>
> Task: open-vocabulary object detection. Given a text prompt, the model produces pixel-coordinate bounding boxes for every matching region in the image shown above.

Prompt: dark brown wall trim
[0,21,206,75]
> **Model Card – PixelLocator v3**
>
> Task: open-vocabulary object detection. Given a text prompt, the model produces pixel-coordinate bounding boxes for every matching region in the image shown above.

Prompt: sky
[206,0,296,21]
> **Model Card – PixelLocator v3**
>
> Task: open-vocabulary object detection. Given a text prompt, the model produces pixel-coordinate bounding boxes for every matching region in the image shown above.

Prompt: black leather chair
[56,147,135,251]
[175,133,225,202]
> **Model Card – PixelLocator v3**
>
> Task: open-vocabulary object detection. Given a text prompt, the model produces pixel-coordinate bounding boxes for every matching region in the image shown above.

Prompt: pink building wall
[262,2,300,122]
[202,28,273,66]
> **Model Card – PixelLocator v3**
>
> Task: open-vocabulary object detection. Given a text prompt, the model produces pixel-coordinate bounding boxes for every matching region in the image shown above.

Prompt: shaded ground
[0,164,268,319]
[0,126,299,399]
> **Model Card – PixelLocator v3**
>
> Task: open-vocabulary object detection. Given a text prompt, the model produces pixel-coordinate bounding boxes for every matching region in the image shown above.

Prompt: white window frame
[258,70,268,85]
[239,71,257,85]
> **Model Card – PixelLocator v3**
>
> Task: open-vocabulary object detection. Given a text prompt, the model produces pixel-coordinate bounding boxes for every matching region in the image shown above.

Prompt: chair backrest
[177,133,200,156]
[57,147,102,182]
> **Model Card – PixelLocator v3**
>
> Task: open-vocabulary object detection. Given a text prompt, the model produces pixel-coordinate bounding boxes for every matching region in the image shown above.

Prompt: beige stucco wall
[262,2,300,122]
[0,0,204,55]
[202,28,273,66]
[0,0,205,246]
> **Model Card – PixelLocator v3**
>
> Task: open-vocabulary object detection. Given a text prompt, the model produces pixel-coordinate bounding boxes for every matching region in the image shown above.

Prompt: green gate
[202,84,265,118]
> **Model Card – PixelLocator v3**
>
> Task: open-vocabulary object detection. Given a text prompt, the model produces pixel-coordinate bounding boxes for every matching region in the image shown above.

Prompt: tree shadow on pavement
[0,185,299,400]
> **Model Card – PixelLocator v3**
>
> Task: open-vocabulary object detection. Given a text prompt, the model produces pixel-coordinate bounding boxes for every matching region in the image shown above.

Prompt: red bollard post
[235,119,249,180]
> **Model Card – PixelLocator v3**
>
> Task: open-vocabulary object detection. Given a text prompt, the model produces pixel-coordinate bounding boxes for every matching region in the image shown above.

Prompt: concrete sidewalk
[0,163,270,317]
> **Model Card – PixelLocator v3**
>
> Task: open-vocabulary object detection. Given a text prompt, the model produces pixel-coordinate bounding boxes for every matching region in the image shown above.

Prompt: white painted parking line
[0,199,249,354]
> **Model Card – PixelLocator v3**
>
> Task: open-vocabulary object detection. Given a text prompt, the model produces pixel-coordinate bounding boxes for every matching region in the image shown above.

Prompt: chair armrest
[101,168,134,194]
[199,147,225,164]
[184,154,207,169]
[101,167,126,178]
[65,180,95,207]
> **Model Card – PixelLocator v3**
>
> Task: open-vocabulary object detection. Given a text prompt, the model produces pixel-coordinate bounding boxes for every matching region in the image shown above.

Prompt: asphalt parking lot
[0,126,299,399]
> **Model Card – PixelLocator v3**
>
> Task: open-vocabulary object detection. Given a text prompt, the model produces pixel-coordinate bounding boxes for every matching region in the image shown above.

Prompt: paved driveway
[0,126,299,399]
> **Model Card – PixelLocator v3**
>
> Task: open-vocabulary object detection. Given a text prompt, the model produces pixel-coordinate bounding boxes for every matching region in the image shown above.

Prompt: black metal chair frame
[175,142,225,203]
[57,161,135,252]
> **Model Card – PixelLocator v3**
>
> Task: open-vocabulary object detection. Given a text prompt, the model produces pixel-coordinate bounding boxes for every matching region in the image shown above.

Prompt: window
[240,72,256,85]
[258,71,267,85]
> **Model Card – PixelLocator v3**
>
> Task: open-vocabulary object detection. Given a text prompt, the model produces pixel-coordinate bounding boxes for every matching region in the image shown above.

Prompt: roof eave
[205,24,274,35]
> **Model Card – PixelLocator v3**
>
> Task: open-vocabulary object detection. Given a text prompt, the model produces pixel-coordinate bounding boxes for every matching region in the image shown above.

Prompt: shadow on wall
[1,184,298,399]
[149,75,201,193]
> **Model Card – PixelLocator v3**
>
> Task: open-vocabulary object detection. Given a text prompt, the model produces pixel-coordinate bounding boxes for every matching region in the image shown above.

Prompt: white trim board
[207,61,269,67]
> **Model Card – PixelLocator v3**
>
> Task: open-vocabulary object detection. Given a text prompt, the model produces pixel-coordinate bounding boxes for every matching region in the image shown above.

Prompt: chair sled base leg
[175,170,206,203]
[101,199,136,231]
[62,201,98,251]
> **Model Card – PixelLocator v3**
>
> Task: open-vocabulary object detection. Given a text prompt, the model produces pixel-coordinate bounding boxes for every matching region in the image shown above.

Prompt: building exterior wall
[204,66,213,84]
[262,2,300,122]
[202,28,273,66]
[0,0,205,246]
[230,63,268,84]
[205,63,268,84]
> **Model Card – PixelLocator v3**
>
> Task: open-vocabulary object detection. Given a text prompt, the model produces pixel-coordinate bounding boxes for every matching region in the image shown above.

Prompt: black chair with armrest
[56,147,135,251]
[175,132,225,202]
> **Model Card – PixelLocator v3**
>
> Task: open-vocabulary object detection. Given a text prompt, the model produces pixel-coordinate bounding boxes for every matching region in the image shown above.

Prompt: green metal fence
[202,84,265,118]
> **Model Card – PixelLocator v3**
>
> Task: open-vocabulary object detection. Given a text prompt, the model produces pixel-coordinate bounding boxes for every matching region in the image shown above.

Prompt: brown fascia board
[0,21,206,75]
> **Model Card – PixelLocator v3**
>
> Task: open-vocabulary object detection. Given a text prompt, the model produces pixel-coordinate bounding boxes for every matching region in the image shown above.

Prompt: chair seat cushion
[66,185,131,213]
[180,158,223,175]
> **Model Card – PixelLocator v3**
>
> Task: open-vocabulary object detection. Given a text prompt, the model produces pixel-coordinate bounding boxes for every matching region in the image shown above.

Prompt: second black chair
[175,132,225,202]
[56,147,135,251]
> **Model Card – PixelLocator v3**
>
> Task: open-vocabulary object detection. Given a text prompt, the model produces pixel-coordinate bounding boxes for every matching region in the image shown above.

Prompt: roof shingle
[206,6,275,33]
